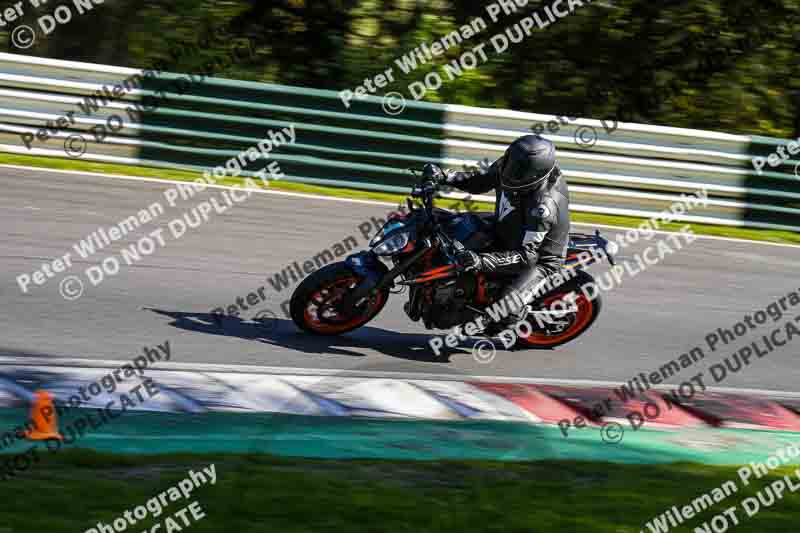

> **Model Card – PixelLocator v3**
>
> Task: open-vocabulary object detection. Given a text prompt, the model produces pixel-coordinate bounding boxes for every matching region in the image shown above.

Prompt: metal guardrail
[0,52,799,231]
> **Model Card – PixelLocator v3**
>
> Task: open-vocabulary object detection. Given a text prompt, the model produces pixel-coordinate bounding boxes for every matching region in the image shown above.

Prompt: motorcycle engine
[420,276,478,329]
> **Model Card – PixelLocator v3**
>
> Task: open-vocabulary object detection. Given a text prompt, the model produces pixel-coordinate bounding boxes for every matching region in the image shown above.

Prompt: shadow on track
[146,308,475,363]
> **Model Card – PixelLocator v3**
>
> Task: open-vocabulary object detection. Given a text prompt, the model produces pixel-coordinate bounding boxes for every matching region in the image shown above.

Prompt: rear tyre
[290,263,389,336]
[515,271,602,349]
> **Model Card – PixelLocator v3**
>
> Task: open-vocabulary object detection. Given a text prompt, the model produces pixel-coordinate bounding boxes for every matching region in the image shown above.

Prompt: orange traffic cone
[25,390,63,441]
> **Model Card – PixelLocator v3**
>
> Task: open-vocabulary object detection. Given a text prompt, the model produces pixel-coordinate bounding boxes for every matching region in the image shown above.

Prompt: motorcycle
[290,164,616,349]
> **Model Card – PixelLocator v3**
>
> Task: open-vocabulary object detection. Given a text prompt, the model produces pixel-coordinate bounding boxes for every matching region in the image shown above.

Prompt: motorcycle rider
[439,134,570,330]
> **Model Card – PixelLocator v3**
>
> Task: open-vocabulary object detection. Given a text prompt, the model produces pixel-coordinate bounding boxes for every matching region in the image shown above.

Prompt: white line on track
[3,163,799,249]
[1,355,798,399]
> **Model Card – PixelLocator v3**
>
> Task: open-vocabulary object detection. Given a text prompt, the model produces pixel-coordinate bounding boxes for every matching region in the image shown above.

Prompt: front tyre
[515,271,602,349]
[290,263,389,335]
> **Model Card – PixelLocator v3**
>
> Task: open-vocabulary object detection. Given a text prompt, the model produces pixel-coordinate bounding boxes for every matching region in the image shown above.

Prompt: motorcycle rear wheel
[515,273,602,349]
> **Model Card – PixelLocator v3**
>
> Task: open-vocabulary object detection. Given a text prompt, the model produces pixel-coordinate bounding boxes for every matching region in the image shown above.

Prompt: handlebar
[409,163,447,199]
[406,163,465,265]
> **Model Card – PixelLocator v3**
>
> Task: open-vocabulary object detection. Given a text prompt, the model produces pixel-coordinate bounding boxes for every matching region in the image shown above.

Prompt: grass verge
[3,152,799,245]
[0,450,797,532]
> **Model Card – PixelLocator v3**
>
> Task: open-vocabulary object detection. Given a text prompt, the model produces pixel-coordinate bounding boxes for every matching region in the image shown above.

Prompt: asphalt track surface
[2,165,799,391]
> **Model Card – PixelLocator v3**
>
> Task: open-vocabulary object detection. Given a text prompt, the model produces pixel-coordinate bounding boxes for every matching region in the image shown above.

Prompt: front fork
[340,251,389,311]
[341,248,430,310]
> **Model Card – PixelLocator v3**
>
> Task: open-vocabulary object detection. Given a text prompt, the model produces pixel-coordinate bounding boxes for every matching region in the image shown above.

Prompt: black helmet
[499,135,558,192]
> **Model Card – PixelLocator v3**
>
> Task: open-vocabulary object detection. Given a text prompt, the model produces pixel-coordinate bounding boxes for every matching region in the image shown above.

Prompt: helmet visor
[501,160,556,191]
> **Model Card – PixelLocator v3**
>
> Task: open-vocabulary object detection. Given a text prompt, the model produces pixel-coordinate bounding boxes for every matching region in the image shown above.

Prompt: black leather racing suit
[448,157,571,312]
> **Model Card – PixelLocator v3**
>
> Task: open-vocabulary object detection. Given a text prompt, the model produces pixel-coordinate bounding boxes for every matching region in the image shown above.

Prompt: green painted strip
[0,409,797,465]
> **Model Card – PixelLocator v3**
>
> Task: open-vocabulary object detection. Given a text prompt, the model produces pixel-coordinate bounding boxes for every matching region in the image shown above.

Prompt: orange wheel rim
[517,291,594,346]
[303,276,385,334]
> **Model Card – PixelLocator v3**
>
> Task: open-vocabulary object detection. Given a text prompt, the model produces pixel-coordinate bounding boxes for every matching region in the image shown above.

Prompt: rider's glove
[444,169,462,184]
[422,163,444,181]
[459,250,530,274]
[457,250,482,271]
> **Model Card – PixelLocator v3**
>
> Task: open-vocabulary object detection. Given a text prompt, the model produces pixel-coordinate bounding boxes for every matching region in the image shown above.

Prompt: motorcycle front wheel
[290,263,389,335]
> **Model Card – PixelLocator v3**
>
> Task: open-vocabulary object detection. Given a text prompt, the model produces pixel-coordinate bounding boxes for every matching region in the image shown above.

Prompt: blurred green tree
[1,0,797,137]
